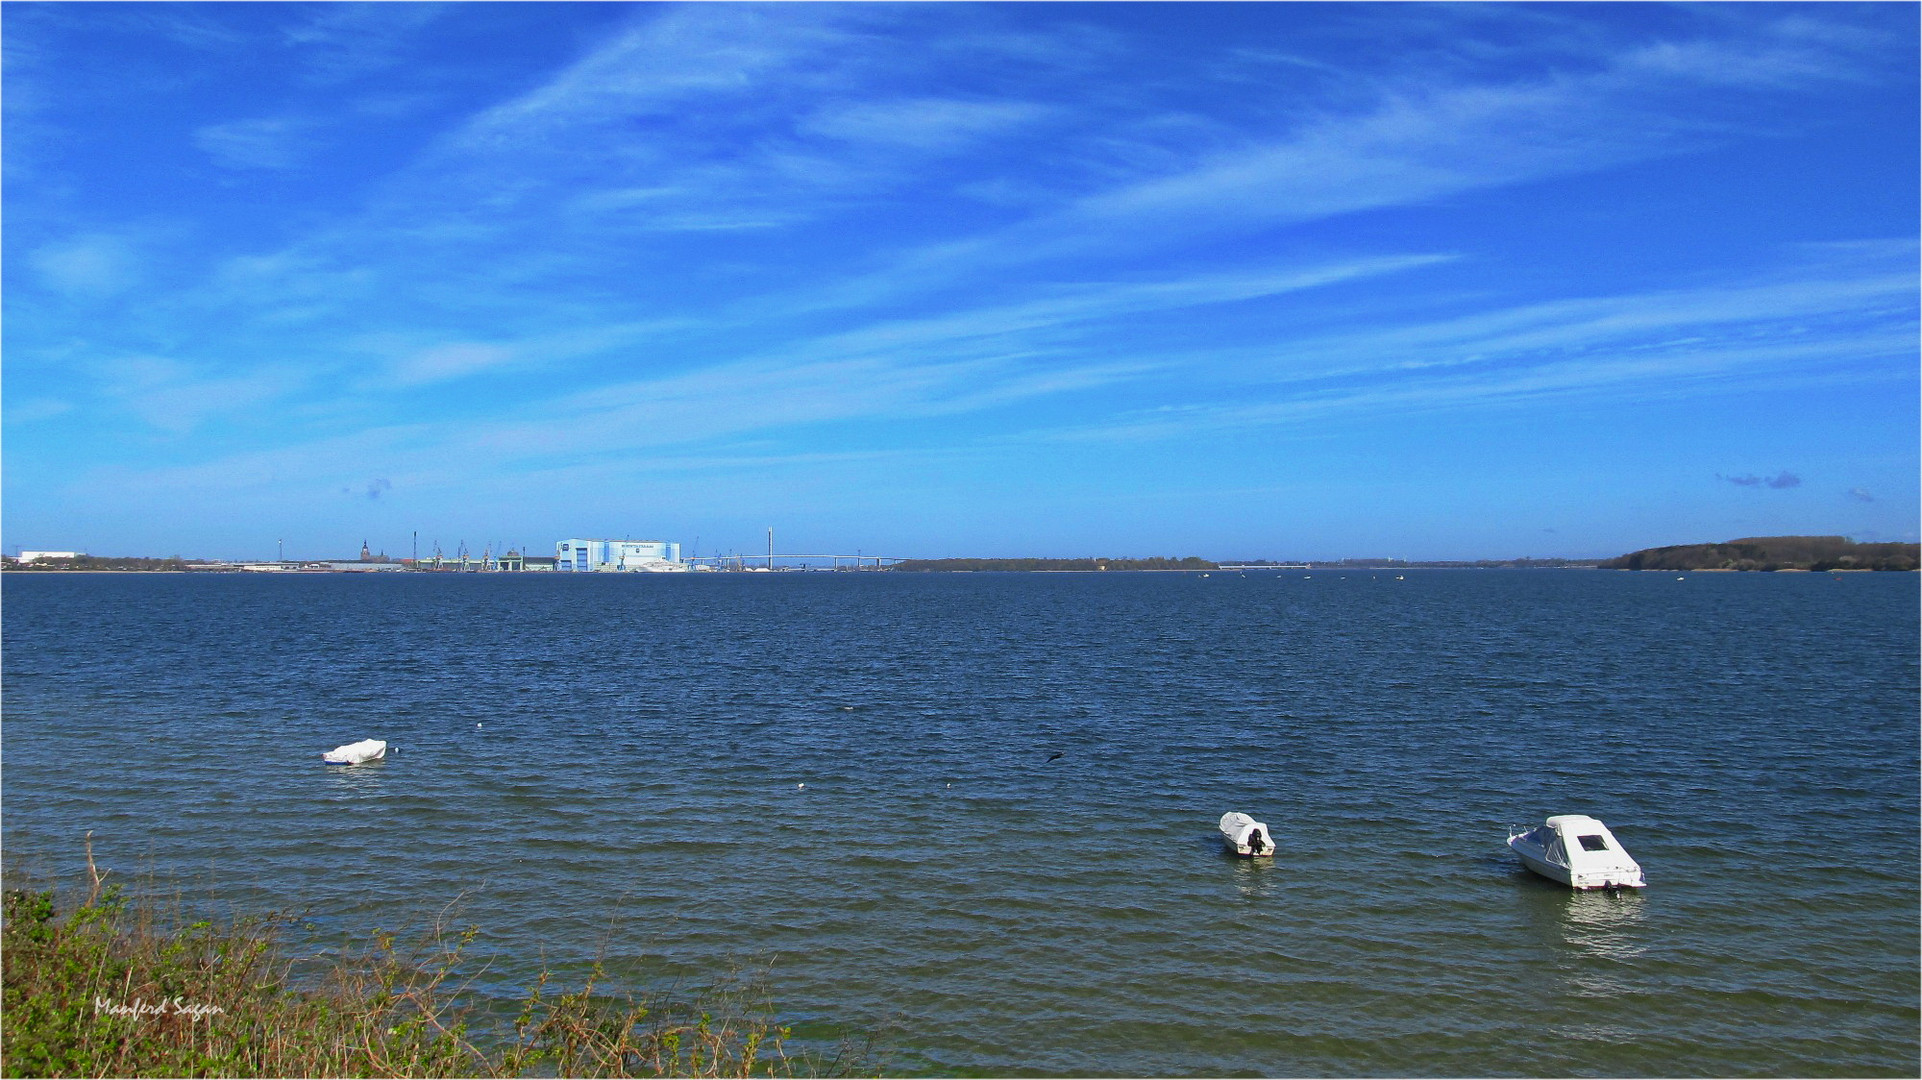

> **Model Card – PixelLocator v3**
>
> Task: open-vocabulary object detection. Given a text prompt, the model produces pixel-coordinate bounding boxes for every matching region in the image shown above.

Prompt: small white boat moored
[1219,812,1276,857]
[1507,814,1645,889]
[322,739,388,765]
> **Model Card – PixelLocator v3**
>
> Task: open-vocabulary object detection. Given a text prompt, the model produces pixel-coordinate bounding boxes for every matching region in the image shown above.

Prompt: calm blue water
[4,570,1917,1076]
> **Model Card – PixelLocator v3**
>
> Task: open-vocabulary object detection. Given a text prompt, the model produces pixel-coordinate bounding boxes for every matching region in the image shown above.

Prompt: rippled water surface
[5,570,1917,1076]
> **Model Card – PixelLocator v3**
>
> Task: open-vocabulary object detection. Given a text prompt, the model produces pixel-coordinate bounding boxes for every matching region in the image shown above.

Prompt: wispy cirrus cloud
[5,399,75,425]
[1035,330,1911,447]
[1010,244,1917,444]
[194,117,313,170]
[67,346,1120,504]
[93,356,311,434]
[789,254,1454,366]
[126,1,1900,364]
[280,3,450,85]
[71,238,1910,489]
[467,349,1139,464]
[9,3,1915,557]
[61,252,1444,500]
[800,97,1055,151]
[28,233,140,295]
[1195,251,1918,388]
[384,343,517,388]
[753,28,1894,316]
[349,319,697,391]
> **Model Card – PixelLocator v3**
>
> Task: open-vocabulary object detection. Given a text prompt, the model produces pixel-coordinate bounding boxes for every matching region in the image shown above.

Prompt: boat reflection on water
[1557,889,1650,962]
[323,757,388,795]
[1518,883,1651,1002]
[1228,853,1282,901]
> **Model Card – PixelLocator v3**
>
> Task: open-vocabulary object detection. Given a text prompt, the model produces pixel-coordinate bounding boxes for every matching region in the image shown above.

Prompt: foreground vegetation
[1601,535,1919,572]
[2,844,875,1078]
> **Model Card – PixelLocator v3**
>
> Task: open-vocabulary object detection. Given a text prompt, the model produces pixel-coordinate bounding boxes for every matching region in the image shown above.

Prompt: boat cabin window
[1576,834,1610,852]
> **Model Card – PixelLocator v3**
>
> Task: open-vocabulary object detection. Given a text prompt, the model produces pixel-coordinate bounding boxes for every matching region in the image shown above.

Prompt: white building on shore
[556,538,685,572]
[18,550,84,562]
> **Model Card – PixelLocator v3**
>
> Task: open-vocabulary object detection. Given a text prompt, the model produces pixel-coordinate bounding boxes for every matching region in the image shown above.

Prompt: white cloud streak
[11,3,1914,533]
[193,117,312,170]
[93,356,313,434]
[29,234,139,295]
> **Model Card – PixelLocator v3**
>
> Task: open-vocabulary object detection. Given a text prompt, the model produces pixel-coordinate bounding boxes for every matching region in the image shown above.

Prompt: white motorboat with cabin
[1507,815,1645,889]
[1219,812,1276,857]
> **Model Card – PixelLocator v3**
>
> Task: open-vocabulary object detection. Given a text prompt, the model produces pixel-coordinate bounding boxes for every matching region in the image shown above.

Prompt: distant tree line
[889,556,1218,572]
[1601,536,1919,572]
[1346,557,1592,568]
[1397,558,1599,568]
[1,555,203,572]
[1223,557,1598,568]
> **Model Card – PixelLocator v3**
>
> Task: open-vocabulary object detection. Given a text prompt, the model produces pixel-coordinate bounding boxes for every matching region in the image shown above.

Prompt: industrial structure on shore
[490,531,898,573]
[552,538,683,572]
[5,531,902,573]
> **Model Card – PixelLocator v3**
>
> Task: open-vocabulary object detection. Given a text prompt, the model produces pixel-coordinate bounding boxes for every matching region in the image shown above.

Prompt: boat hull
[1508,835,1645,889]
[1511,841,1574,886]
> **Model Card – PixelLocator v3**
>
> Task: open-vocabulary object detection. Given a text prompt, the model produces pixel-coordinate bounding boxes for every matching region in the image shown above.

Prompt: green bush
[3,840,872,1077]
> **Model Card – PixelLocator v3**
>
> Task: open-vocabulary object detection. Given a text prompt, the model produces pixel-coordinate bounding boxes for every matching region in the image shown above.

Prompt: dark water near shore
[4,570,1917,1076]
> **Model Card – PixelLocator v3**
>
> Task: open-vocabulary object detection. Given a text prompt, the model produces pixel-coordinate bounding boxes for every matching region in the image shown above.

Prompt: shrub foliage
[1,841,866,1078]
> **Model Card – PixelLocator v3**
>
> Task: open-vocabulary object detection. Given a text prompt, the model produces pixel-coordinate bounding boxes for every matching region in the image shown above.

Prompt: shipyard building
[556,538,684,572]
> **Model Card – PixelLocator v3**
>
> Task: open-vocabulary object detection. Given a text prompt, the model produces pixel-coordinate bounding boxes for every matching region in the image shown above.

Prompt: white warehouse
[556,538,685,572]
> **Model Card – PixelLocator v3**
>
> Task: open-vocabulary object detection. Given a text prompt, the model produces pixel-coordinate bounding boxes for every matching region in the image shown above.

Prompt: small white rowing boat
[1507,815,1645,889]
[1219,812,1275,857]
[322,739,387,765]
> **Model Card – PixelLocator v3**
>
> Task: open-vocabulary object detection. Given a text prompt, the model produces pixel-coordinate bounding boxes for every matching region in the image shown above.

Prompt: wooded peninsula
[1599,535,1918,572]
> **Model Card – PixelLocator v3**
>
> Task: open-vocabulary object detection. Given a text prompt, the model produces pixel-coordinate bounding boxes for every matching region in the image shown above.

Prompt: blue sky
[5,2,1916,561]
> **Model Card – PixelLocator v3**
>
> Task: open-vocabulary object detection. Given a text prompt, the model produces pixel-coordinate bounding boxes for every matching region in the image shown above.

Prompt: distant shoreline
[10,564,1917,574]
[6,535,1916,573]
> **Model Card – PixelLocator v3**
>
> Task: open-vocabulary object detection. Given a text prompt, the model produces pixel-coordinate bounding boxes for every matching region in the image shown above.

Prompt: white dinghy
[1219,812,1276,857]
[322,739,388,765]
[1507,815,1645,889]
